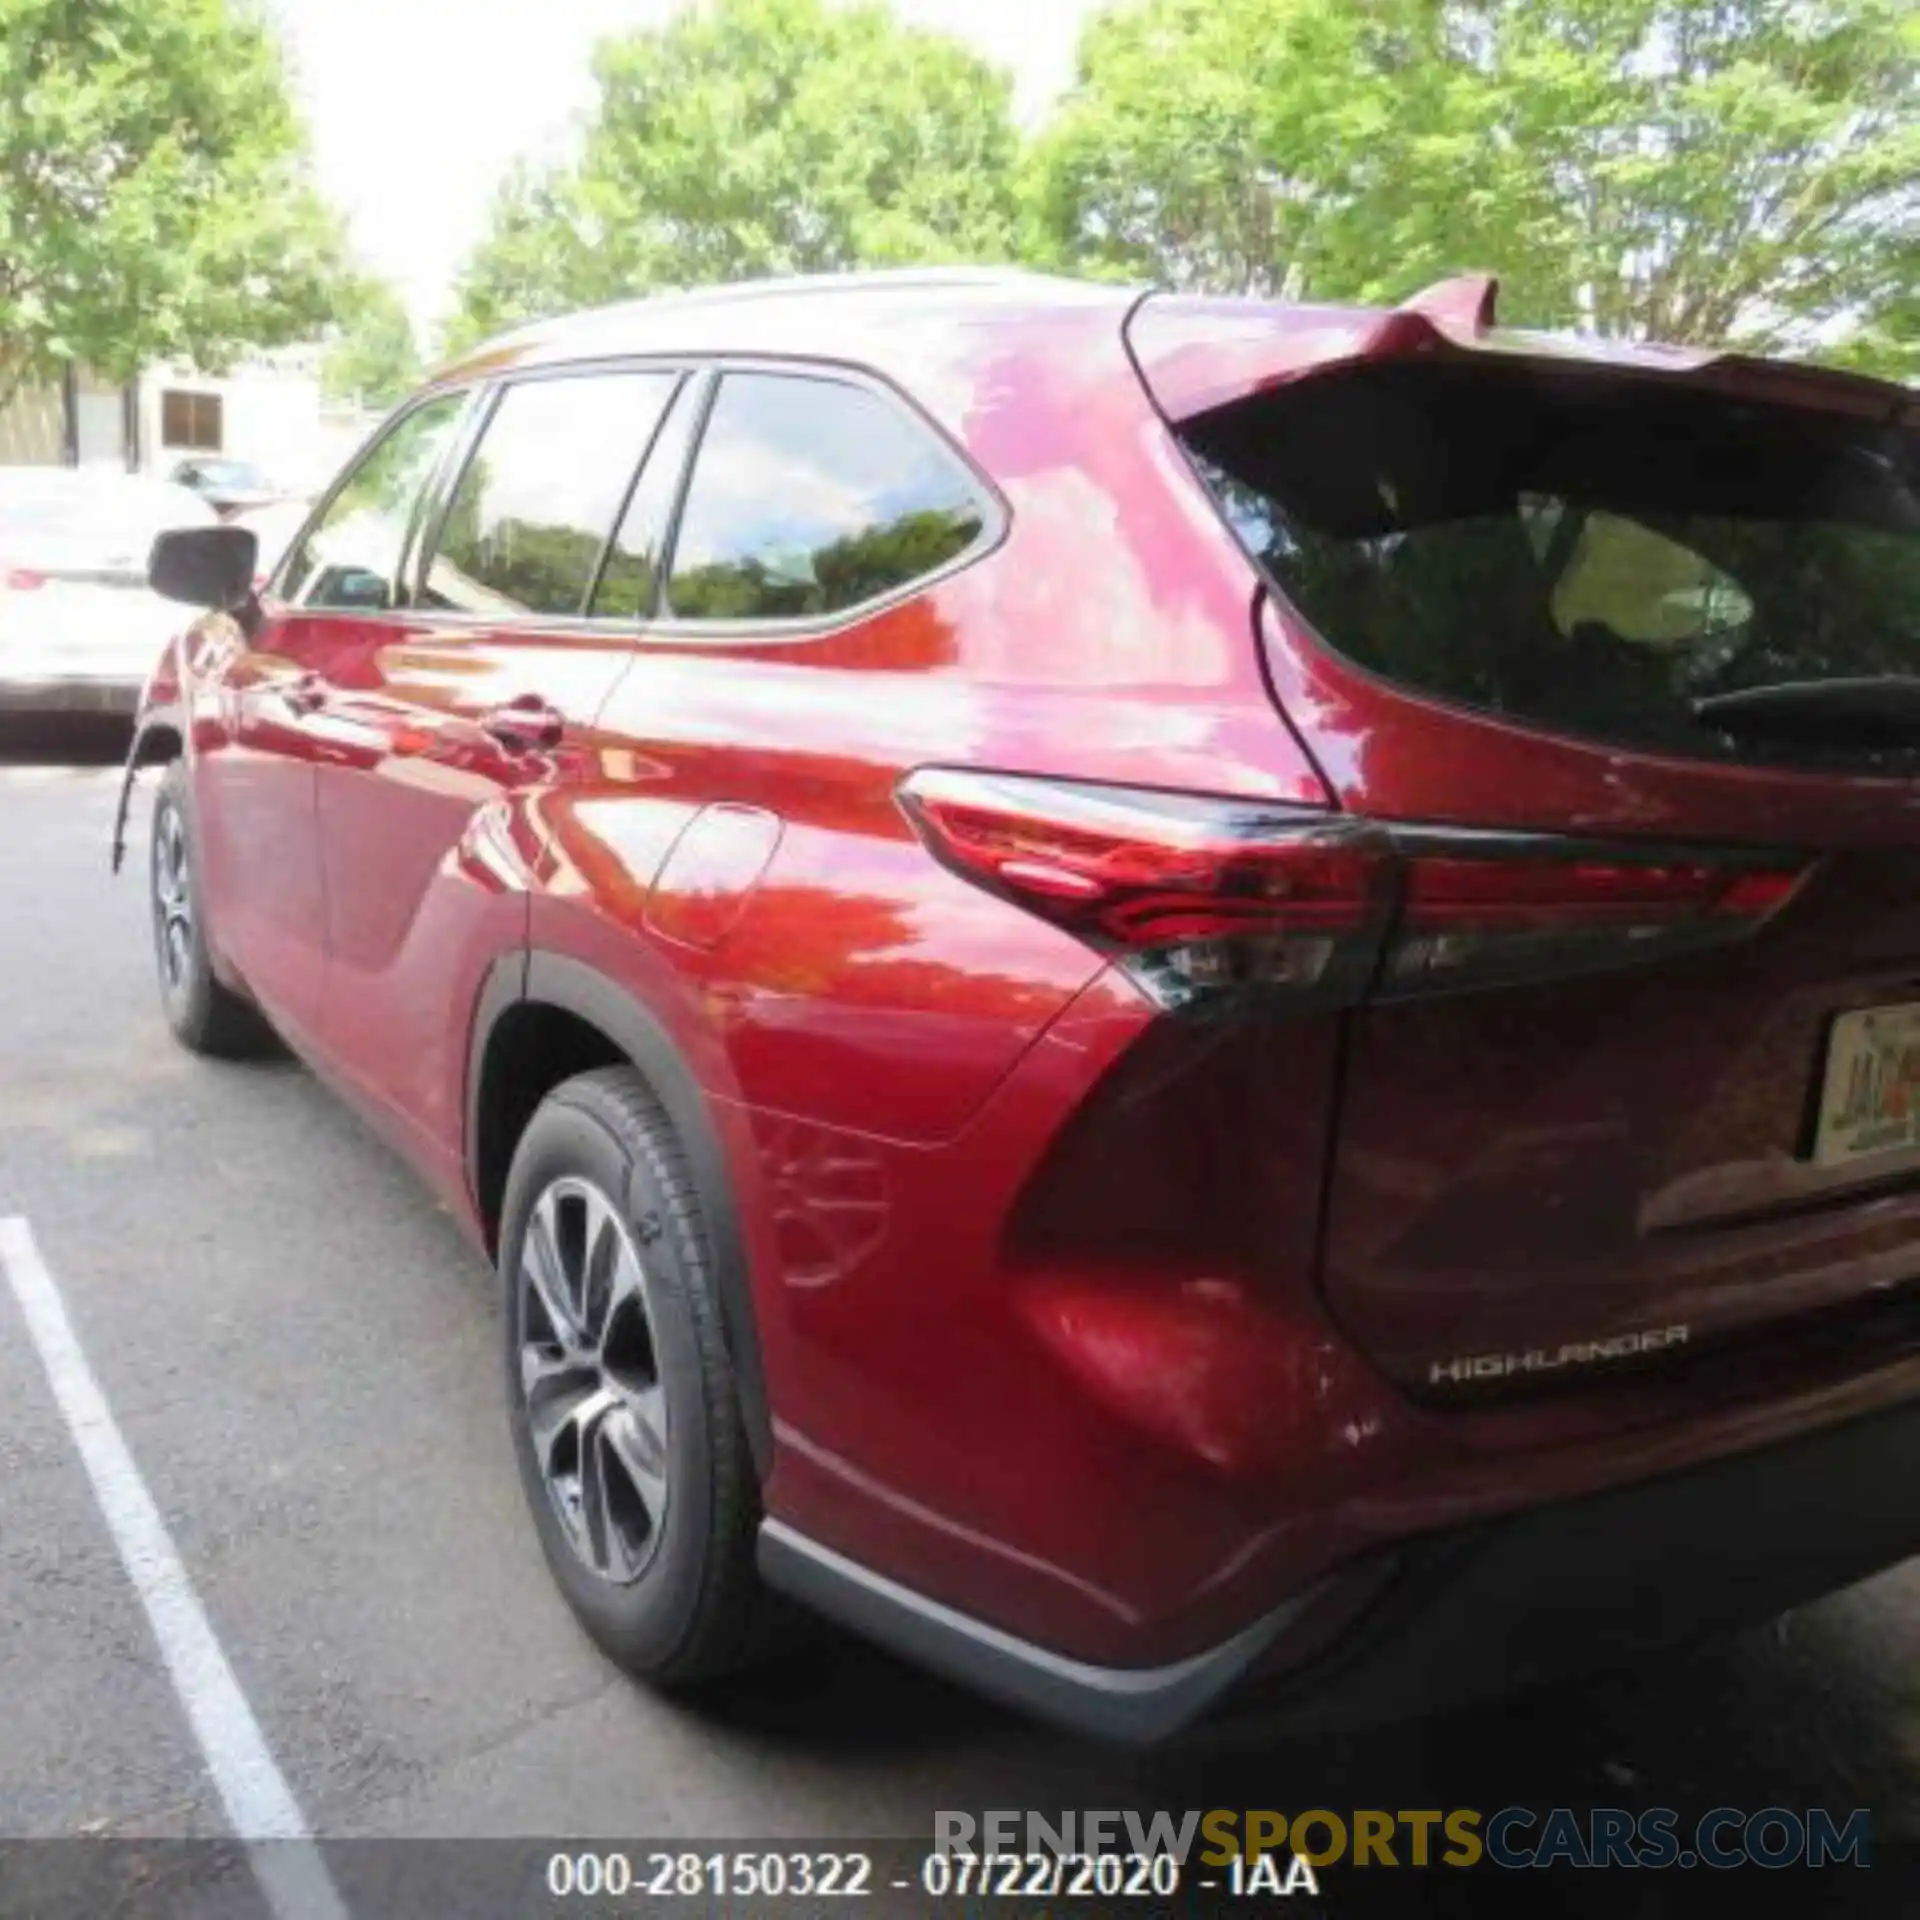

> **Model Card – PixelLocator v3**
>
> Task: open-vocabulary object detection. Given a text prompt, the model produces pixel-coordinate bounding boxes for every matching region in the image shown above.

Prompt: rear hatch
[1131,289,1920,1398]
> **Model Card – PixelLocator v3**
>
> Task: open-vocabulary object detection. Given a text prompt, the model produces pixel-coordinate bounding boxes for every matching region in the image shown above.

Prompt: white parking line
[0,1216,351,1920]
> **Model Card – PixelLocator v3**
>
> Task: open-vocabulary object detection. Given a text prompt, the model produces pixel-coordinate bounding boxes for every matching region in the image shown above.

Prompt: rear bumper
[759,1519,1317,1746]
[761,1393,1920,1744]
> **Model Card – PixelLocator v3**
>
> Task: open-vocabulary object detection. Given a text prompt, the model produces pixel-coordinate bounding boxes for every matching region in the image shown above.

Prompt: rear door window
[423,371,680,618]
[1183,361,1920,770]
[664,372,988,622]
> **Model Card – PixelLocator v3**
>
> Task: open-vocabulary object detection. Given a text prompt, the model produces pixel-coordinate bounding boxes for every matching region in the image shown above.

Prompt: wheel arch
[110,704,188,874]
[130,713,186,763]
[468,950,772,1476]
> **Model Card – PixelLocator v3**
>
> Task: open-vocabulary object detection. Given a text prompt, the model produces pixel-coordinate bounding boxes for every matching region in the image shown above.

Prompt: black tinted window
[666,374,986,622]
[591,379,700,621]
[282,395,465,610]
[424,372,677,618]
[1186,363,1920,771]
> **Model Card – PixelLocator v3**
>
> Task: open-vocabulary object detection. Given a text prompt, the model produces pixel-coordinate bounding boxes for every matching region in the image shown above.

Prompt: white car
[227,498,314,589]
[0,469,217,715]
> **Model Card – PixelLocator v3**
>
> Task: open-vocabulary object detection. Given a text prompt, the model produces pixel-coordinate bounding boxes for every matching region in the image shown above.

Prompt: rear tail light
[1380,839,1808,996]
[899,769,1808,1011]
[3,566,46,591]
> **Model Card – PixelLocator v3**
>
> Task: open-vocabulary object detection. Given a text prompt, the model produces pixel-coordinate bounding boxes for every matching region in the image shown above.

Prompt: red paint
[143,273,1920,1677]
[1399,271,1500,334]
[646,804,784,951]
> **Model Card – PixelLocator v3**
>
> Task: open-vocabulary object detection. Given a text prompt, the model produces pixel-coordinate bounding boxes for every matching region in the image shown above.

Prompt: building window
[161,390,223,451]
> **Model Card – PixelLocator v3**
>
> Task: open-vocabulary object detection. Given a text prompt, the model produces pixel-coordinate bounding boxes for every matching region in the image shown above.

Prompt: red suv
[126,271,1920,1742]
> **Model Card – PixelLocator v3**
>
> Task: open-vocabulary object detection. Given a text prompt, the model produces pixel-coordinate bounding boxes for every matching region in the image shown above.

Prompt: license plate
[1813,1003,1920,1167]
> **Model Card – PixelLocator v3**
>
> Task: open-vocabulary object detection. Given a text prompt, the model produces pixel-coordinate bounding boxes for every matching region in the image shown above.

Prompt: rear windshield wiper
[1693,677,1920,749]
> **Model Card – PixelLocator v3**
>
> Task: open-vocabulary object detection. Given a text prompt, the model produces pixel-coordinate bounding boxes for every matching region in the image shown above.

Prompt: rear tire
[500,1067,777,1686]
[149,763,273,1058]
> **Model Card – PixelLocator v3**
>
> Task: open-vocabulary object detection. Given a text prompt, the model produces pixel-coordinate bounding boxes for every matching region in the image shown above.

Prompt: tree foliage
[322,277,422,409]
[1031,0,1918,375]
[441,162,585,360]
[0,0,347,400]
[1026,0,1462,301]
[446,0,1913,378]
[445,0,1019,352]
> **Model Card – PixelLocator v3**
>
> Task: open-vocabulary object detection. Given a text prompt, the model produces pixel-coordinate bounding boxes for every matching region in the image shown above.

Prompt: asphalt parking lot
[2,724,1917,1916]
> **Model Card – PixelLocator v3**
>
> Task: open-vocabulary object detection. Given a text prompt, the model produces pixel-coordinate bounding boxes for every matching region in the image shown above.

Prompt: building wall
[1,354,375,493]
[74,378,129,466]
[0,369,135,468]
[0,383,66,465]
[141,350,355,494]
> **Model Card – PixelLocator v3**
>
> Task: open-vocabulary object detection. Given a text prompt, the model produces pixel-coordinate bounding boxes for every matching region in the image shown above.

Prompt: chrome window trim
[262,351,1010,647]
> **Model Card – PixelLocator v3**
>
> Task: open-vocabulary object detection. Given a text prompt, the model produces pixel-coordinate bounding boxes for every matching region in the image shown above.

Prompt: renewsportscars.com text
[935,1806,1872,1870]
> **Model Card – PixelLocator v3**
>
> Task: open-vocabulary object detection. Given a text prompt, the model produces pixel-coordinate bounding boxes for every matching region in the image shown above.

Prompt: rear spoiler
[1126,272,1916,428]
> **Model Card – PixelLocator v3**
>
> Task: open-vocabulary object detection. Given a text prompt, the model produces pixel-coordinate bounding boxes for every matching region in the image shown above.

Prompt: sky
[270,0,1100,337]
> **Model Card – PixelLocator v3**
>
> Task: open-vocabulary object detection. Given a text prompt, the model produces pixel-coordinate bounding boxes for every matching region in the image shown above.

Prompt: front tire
[499,1067,775,1686]
[149,763,272,1058]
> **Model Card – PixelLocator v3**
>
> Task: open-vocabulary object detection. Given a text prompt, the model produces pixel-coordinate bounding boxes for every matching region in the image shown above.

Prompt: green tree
[322,278,422,409]
[446,0,1019,353]
[0,0,348,400]
[442,162,589,357]
[1026,0,1460,300]
[1033,0,1919,376]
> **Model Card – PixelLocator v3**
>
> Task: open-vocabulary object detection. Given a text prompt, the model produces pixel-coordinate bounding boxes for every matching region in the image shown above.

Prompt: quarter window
[280,394,466,611]
[665,373,987,622]
[424,372,678,618]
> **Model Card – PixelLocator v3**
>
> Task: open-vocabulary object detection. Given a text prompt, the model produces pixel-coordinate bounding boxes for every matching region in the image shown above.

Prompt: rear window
[182,458,264,491]
[0,481,108,541]
[1182,361,1920,771]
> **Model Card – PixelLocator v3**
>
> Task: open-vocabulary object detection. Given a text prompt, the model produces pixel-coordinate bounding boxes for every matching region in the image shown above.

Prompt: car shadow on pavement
[694,1590,1918,1911]
[700,1578,1917,1821]
[0,713,133,766]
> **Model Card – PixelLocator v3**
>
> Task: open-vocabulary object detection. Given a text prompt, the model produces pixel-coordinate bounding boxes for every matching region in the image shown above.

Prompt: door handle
[483,696,565,752]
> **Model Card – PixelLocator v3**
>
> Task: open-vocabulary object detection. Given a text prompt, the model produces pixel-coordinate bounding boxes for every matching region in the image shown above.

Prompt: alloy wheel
[516,1177,672,1585]
[154,803,195,993]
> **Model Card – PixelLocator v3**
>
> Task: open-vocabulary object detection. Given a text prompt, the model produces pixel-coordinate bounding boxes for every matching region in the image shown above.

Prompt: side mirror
[150,525,259,611]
